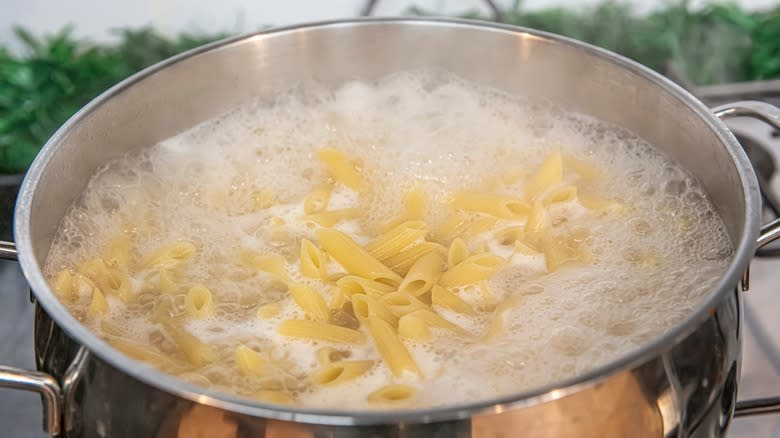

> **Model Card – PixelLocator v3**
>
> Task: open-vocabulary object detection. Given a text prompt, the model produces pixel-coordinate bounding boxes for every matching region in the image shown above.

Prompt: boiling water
[44,70,733,408]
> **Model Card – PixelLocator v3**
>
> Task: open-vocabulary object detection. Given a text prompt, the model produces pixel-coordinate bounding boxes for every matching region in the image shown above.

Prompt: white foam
[43,69,733,409]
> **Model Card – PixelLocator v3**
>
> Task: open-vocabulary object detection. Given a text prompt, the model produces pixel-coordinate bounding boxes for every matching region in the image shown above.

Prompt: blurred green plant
[2,1,780,173]
[0,27,224,173]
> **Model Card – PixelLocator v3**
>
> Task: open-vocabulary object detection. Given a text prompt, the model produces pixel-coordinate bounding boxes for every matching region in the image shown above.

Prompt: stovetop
[2,99,780,438]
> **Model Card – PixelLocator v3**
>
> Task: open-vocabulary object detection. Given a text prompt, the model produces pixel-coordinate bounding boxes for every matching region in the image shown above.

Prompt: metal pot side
[12,18,764,437]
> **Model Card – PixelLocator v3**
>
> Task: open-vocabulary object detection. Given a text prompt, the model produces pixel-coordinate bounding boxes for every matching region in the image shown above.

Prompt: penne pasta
[542,185,578,205]
[240,252,288,280]
[278,320,366,344]
[254,390,294,405]
[351,294,398,327]
[398,251,443,297]
[78,258,133,302]
[157,268,178,294]
[450,192,530,219]
[143,241,197,269]
[288,283,330,321]
[162,322,217,366]
[366,317,421,377]
[303,186,332,214]
[438,253,506,288]
[382,242,447,277]
[367,384,417,404]
[184,285,215,318]
[524,202,549,245]
[235,345,268,376]
[105,235,131,272]
[381,292,427,317]
[311,360,374,385]
[431,213,471,243]
[365,220,428,262]
[404,186,426,220]
[87,287,109,316]
[52,269,75,301]
[257,303,281,319]
[299,239,329,279]
[397,313,430,340]
[525,151,563,202]
[405,308,460,332]
[316,147,365,190]
[336,275,395,298]
[109,337,184,371]
[447,238,470,269]
[301,208,361,227]
[431,285,476,315]
[316,228,402,286]
[481,295,521,342]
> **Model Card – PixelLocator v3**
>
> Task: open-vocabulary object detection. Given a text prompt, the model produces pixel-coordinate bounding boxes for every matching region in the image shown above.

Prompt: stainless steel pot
[2,18,780,438]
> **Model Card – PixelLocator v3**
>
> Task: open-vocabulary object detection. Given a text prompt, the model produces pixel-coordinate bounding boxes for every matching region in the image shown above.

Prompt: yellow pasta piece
[494,227,525,247]
[240,252,288,280]
[257,303,281,319]
[316,347,339,365]
[540,234,588,272]
[398,251,443,297]
[336,275,395,298]
[316,148,365,190]
[288,283,329,321]
[254,390,294,405]
[449,192,530,219]
[478,281,499,308]
[184,285,215,318]
[143,241,197,269]
[299,239,328,279]
[431,213,471,243]
[404,186,426,219]
[329,287,349,310]
[163,322,217,366]
[316,228,402,286]
[524,202,549,245]
[367,384,417,404]
[157,268,178,294]
[110,338,183,370]
[87,287,109,316]
[405,308,460,331]
[459,216,499,240]
[447,238,470,269]
[235,345,268,376]
[366,317,421,377]
[105,235,130,271]
[525,151,563,201]
[482,295,521,342]
[542,185,578,205]
[564,154,602,179]
[351,294,398,327]
[579,193,626,216]
[514,240,541,256]
[278,320,366,344]
[52,269,74,300]
[303,186,332,214]
[438,253,506,288]
[381,292,428,317]
[311,360,374,385]
[252,188,275,211]
[301,208,360,227]
[398,313,431,340]
[431,285,476,315]
[365,220,428,262]
[382,242,447,277]
[78,258,132,302]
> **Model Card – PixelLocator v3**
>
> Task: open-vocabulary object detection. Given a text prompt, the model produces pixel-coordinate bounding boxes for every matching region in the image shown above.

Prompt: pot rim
[13,17,761,425]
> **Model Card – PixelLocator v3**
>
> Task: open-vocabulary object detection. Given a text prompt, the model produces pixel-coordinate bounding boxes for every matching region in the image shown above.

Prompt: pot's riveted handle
[713,101,780,250]
[0,240,63,436]
[713,101,780,418]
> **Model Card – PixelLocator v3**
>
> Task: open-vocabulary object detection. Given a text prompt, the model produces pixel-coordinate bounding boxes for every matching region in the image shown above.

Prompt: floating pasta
[256,303,281,319]
[278,320,366,344]
[438,253,506,288]
[300,239,328,279]
[525,151,563,202]
[431,213,471,243]
[311,360,374,385]
[382,242,447,277]
[143,241,197,269]
[184,285,215,318]
[105,235,131,272]
[288,283,330,321]
[365,220,428,262]
[431,285,475,315]
[404,308,461,332]
[235,345,267,376]
[542,185,578,205]
[254,390,294,405]
[540,233,589,272]
[380,186,428,232]
[481,295,521,342]
[87,287,109,316]
[78,258,133,302]
[450,192,530,219]
[381,292,428,317]
[162,322,217,366]
[351,294,398,327]
[459,216,499,241]
[52,269,75,301]
[398,251,443,297]
[303,185,332,214]
[301,208,361,227]
[157,268,178,294]
[240,252,288,280]
[447,238,470,269]
[397,313,430,340]
[336,275,395,298]
[367,384,417,404]
[524,202,550,246]
[316,147,365,190]
[366,317,421,377]
[316,228,402,286]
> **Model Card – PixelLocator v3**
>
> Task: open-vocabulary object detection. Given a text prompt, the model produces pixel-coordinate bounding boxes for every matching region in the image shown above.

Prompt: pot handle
[712,101,780,418]
[0,240,63,436]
